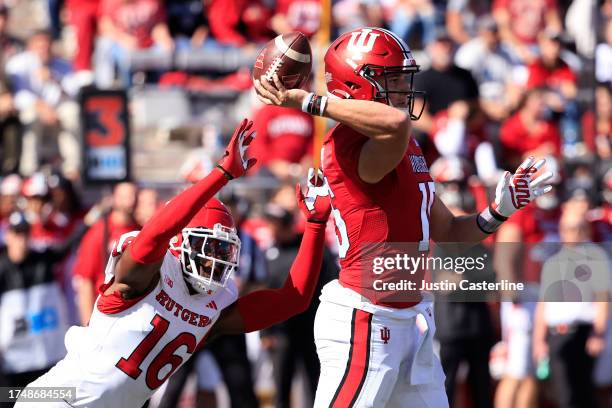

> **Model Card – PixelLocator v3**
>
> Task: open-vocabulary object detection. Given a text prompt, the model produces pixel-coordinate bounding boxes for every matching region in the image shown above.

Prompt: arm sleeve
[129,168,227,264]
[236,222,326,332]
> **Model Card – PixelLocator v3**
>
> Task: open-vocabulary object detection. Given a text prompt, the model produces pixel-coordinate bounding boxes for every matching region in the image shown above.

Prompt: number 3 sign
[80,88,131,184]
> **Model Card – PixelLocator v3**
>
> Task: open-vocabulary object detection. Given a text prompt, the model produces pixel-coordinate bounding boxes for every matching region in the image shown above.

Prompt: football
[252,32,312,90]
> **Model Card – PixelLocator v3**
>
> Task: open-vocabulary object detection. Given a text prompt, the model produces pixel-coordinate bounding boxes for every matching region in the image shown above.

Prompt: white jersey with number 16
[16,232,238,408]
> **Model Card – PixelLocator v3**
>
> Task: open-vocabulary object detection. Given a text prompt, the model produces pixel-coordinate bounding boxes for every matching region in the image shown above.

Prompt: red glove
[217,119,257,179]
[297,168,332,223]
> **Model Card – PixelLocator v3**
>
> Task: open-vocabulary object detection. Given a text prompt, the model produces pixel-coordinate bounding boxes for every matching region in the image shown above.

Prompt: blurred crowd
[0,0,610,407]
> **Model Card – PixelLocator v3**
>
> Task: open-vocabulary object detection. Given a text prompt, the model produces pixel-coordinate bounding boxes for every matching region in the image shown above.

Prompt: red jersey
[274,0,321,37]
[207,0,274,46]
[499,113,561,166]
[527,60,576,90]
[101,0,166,48]
[322,124,434,307]
[251,105,313,169]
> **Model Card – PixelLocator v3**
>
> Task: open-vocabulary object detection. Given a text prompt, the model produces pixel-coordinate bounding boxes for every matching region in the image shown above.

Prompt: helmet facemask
[171,223,241,295]
[360,64,426,121]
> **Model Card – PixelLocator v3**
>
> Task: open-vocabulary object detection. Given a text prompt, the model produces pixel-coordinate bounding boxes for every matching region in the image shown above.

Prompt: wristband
[307,218,327,224]
[319,95,328,116]
[476,205,508,234]
[301,93,328,116]
[215,164,234,180]
[301,92,315,113]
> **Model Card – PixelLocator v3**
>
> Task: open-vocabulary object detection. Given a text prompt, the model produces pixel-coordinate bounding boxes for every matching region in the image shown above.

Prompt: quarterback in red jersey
[255,27,555,407]
[16,120,332,408]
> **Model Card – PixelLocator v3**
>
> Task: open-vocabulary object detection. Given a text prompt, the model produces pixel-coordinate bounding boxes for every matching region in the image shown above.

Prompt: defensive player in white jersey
[16,119,332,407]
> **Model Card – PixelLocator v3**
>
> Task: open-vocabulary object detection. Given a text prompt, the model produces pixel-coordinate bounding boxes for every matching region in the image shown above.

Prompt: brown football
[252,32,312,90]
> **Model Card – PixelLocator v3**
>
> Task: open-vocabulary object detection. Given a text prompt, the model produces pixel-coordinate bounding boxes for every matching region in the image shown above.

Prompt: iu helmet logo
[380,326,391,344]
[345,28,380,68]
[324,27,425,120]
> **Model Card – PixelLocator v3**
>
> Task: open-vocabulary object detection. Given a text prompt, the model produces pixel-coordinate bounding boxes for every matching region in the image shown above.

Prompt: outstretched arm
[254,75,411,183]
[112,119,257,295]
[214,169,332,335]
[431,157,555,242]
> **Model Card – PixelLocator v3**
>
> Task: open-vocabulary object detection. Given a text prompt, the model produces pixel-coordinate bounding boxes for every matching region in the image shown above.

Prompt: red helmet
[170,198,241,295]
[325,27,425,119]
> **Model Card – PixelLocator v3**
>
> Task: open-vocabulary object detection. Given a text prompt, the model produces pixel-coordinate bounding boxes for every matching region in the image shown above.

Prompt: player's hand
[492,156,554,219]
[217,118,257,179]
[254,74,308,109]
[296,168,332,223]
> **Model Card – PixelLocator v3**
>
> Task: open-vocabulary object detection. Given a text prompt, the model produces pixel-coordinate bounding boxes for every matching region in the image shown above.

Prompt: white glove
[297,168,332,223]
[492,156,554,219]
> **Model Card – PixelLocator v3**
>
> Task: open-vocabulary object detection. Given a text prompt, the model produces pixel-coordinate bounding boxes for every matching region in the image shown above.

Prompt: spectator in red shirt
[97,0,173,87]
[73,182,139,325]
[493,0,561,63]
[250,104,313,179]
[207,0,274,48]
[499,88,561,169]
[271,0,321,38]
[527,33,576,91]
[68,0,100,83]
[527,31,582,158]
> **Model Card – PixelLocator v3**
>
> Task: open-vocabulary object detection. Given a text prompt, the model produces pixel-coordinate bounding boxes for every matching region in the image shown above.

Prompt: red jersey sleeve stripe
[331,309,373,408]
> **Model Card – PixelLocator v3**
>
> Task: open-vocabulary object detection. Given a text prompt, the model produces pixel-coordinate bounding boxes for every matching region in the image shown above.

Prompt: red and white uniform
[314,124,447,408]
[17,233,237,408]
[322,123,435,307]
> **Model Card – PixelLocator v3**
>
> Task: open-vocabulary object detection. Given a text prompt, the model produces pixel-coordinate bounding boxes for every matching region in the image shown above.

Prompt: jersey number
[418,182,435,251]
[116,314,197,389]
[329,181,435,257]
